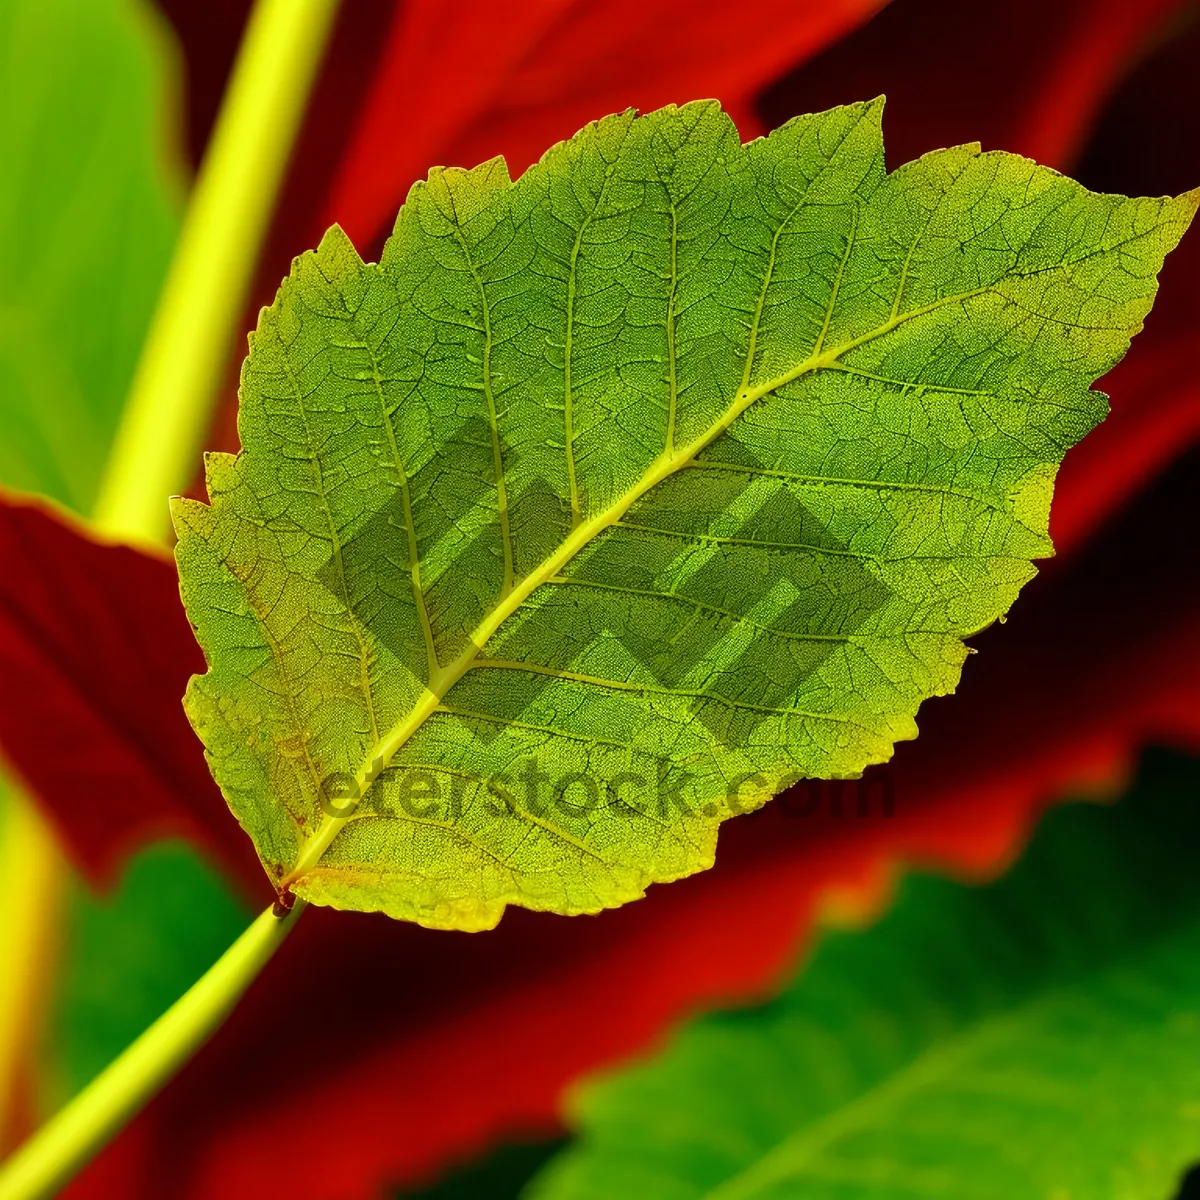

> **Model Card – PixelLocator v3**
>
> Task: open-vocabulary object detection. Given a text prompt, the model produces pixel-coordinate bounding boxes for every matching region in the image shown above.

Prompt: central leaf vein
[283,277,1027,887]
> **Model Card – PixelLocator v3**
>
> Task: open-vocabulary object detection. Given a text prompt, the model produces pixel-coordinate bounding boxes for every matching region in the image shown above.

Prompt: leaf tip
[168,494,208,540]
[1175,185,1200,221]
[316,221,364,268]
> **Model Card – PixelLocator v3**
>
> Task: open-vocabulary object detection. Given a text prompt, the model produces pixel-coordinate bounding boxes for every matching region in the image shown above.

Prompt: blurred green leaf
[0,0,179,510]
[51,845,247,1100]
[529,748,1200,1199]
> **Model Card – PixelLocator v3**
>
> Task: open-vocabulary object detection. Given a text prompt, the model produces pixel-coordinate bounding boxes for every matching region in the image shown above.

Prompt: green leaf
[0,0,180,511]
[173,99,1196,930]
[51,845,248,1102]
[527,748,1200,1200]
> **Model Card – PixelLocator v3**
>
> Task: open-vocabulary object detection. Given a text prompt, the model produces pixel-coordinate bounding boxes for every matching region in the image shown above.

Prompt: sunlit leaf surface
[175,99,1195,929]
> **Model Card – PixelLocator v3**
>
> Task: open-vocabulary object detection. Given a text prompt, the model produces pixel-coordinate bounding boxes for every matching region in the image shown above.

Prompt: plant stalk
[0,902,306,1200]
[92,0,341,545]
[0,788,64,1156]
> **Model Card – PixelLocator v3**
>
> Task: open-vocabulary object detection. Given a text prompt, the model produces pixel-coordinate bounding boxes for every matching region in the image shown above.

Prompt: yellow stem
[0,902,305,1200]
[93,0,342,545]
[0,789,63,1156]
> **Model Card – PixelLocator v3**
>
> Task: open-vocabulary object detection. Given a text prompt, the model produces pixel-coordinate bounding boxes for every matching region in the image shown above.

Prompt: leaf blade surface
[174,99,1197,928]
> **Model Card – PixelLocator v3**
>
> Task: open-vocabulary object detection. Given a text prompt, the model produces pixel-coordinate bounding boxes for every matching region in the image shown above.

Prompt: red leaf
[321,0,887,252]
[0,493,260,890]
[758,0,1187,173]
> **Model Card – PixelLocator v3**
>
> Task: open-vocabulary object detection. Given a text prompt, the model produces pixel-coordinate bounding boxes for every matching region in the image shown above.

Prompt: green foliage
[50,846,247,1102]
[0,0,179,511]
[528,749,1200,1199]
[174,98,1196,930]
